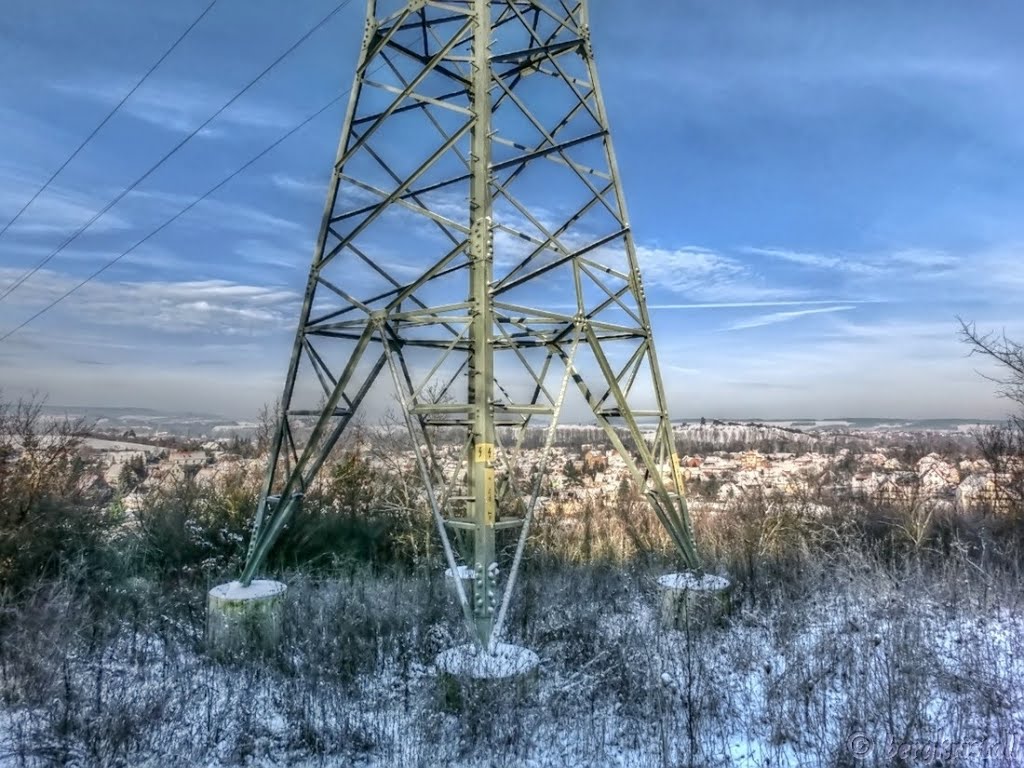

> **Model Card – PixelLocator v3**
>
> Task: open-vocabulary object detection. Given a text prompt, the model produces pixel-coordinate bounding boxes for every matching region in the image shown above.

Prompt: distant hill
[677,417,1004,432]
[29,404,1005,442]
[35,405,254,439]
[40,405,227,421]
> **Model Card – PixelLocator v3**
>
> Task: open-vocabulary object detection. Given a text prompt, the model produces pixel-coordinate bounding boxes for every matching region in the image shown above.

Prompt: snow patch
[444,565,475,580]
[657,572,731,592]
[210,580,287,601]
[435,643,539,680]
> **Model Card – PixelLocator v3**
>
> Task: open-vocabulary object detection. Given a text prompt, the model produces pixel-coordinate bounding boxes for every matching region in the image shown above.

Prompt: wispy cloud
[742,244,1024,303]
[269,173,327,198]
[2,0,1019,421]
[649,299,876,310]
[746,246,965,277]
[743,247,881,276]
[608,2,1023,133]
[725,304,856,331]
[636,246,805,302]
[48,76,298,136]
[889,249,960,270]
[0,171,132,236]
[234,238,310,269]
[0,268,300,337]
[125,189,305,236]
[638,52,1009,107]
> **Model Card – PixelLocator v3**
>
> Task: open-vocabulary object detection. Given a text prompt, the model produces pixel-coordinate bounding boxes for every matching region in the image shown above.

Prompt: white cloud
[234,238,310,269]
[821,319,961,341]
[48,77,297,135]
[2,237,1020,421]
[725,305,856,331]
[889,249,960,270]
[744,247,842,270]
[125,189,305,235]
[270,173,327,197]
[611,4,1021,122]
[0,268,300,337]
[953,246,1024,291]
[744,245,1024,300]
[649,300,874,310]
[744,247,885,277]
[662,315,1015,420]
[0,171,132,235]
[636,245,805,302]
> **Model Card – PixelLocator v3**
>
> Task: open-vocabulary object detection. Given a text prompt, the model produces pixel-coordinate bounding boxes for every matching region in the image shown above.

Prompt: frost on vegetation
[657,572,731,592]
[436,642,539,680]
[444,565,475,581]
[1,563,1022,767]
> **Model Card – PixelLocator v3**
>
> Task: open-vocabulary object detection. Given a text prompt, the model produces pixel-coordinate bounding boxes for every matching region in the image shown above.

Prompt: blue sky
[0,0,1021,420]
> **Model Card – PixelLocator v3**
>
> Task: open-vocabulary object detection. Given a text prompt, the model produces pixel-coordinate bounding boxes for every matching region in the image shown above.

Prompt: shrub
[0,396,115,595]
[131,472,255,578]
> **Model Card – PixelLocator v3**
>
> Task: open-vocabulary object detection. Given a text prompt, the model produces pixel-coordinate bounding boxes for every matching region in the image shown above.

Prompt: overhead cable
[0,84,360,343]
[0,0,353,304]
[0,0,219,245]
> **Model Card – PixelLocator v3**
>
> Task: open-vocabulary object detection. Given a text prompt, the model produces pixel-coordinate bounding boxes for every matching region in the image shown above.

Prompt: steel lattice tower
[240,0,700,650]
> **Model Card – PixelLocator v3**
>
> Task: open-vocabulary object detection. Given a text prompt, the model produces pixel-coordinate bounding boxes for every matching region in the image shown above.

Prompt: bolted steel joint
[580,24,594,58]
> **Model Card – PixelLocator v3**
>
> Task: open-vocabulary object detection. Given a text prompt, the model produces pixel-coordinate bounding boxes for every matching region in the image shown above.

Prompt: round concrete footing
[443,565,475,602]
[207,580,287,655]
[657,572,732,630]
[435,643,539,710]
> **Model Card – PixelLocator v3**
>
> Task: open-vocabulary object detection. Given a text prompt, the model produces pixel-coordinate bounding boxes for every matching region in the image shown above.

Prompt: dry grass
[3,398,1023,765]
[1,527,1022,766]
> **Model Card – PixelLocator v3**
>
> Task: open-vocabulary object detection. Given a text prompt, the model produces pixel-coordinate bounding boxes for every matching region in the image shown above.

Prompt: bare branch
[957,316,1024,409]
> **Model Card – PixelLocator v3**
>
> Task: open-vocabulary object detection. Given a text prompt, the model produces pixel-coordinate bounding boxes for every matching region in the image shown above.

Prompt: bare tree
[253,401,280,459]
[0,394,86,520]
[958,318,1024,415]
[958,318,1024,515]
[0,393,109,592]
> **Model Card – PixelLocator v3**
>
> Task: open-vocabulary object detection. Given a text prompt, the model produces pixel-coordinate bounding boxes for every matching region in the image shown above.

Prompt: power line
[0,0,219,244]
[1,54,386,344]
[0,0,353,305]
[0,89,351,343]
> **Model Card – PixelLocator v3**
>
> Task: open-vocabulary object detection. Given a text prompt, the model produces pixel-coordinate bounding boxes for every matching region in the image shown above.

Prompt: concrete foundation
[657,572,732,630]
[435,643,539,710]
[207,580,287,655]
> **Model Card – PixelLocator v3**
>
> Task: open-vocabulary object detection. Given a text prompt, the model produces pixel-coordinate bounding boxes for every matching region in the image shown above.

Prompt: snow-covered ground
[1,562,1021,767]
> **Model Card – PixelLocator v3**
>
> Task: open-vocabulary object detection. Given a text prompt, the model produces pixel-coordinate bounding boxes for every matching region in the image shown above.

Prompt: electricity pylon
[240,0,700,650]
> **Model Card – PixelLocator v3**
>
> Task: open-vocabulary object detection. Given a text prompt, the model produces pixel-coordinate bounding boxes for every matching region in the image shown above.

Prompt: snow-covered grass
[436,643,539,680]
[656,572,730,591]
[1,553,1022,767]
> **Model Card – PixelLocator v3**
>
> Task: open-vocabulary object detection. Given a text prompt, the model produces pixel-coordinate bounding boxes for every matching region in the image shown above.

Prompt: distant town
[40,404,1015,521]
